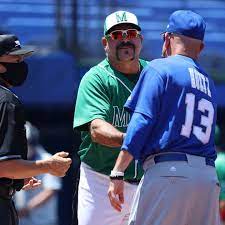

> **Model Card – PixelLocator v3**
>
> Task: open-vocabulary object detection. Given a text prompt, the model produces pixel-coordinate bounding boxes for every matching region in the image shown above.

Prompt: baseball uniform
[0,84,28,225]
[123,54,219,225]
[74,58,148,225]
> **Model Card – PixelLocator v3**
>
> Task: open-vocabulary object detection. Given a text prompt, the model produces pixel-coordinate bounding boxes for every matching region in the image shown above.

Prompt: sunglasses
[106,29,140,41]
[161,32,174,42]
[161,33,166,42]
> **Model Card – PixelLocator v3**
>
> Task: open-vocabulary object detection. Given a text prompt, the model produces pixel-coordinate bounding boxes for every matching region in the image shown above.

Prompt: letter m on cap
[116,12,127,23]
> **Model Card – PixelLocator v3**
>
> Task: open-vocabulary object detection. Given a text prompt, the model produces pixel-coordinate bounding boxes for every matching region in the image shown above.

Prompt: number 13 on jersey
[181,93,214,144]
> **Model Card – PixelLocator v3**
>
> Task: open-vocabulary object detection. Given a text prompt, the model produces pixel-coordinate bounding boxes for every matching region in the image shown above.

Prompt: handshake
[40,151,72,177]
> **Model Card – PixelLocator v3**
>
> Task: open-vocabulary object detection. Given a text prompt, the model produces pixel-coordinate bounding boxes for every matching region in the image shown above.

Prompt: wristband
[109,175,124,180]
[109,170,124,180]
[110,170,124,177]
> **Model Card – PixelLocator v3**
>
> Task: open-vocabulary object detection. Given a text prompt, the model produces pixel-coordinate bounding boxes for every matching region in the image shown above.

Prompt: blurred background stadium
[1,0,225,224]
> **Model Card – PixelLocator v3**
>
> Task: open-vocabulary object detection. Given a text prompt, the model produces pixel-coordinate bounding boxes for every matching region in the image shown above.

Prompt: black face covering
[0,61,28,86]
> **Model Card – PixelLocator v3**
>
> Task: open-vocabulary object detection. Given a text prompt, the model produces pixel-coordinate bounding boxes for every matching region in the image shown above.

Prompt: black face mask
[0,61,28,86]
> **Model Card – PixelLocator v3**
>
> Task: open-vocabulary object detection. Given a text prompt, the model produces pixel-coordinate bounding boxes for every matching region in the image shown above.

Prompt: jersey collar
[173,54,198,64]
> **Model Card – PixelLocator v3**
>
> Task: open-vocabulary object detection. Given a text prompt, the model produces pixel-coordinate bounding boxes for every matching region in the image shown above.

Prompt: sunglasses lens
[111,31,123,40]
[109,29,139,40]
[127,30,138,39]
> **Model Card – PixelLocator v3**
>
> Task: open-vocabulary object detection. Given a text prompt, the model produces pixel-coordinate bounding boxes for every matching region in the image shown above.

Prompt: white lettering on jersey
[112,106,130,127]
[181,93,214,144]
[188,68,211,97]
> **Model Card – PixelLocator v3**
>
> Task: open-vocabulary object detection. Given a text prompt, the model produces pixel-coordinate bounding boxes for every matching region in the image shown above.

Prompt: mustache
[117,42,135,49]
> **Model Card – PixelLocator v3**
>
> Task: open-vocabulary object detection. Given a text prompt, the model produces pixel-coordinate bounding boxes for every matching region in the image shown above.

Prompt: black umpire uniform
[0,82,28,225]
[0,34,33,225]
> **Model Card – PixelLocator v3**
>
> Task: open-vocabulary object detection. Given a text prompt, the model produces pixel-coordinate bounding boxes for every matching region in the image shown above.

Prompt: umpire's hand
[22,177,42,190]
[108,179,124,212]
[45,151,72,177]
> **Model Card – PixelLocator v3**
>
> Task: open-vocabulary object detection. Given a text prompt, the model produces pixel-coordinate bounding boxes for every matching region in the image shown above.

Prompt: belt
[0,186,16,200]
[154,153,215,167]
[125,178,140,185]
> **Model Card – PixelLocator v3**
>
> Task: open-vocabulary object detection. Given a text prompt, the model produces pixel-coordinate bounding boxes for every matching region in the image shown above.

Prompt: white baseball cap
[104,11,141,35]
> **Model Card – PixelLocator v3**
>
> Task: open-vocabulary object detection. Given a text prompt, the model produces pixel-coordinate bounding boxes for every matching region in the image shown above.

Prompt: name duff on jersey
[188,68,211,97]
[112,106,130,127]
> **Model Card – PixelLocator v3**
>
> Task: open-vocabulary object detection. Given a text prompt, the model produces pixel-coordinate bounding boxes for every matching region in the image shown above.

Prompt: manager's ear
[102,37,107,47]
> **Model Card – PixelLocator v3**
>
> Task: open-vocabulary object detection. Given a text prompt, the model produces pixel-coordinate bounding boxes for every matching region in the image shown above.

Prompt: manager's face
[102,24,143,63]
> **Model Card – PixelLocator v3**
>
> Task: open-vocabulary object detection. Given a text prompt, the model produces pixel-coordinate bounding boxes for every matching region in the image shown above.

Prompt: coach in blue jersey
[108,10,220,225]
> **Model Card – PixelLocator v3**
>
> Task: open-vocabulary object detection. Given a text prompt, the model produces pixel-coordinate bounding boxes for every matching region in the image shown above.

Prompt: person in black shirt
[0,34,72,225]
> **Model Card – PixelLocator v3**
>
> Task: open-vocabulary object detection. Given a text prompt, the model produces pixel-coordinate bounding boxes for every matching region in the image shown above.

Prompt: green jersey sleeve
[73,69,110,130]
[216,152,225,200]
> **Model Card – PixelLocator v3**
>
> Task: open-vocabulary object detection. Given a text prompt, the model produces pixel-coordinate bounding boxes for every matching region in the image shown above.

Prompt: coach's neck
[170,35,204,60]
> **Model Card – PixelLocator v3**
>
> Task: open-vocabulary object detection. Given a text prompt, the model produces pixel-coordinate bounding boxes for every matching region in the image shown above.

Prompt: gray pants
[129,154,221,225]
[0,198,18,225]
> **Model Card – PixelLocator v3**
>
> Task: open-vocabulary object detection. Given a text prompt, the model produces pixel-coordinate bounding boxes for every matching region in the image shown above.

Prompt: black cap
[0,34,34,56]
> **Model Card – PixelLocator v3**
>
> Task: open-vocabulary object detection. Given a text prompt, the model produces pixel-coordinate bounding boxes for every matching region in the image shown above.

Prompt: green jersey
[74,58,149,180]
[216,152,225,200]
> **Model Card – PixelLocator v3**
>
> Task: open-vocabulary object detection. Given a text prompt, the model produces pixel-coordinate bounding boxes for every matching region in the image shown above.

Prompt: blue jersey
[122,54,217,162]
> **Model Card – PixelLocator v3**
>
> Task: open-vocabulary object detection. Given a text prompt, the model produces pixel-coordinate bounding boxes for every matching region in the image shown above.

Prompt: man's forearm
[0,159,48,179]
[90,119,124,147]
[113,150,133,172]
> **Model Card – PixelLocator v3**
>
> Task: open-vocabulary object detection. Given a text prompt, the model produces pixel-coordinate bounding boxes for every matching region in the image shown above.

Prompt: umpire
[0,34,34,225]
[0,34,72,225]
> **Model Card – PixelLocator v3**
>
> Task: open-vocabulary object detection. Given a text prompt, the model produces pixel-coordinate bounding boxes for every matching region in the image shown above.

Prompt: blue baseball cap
[163,10,206,41]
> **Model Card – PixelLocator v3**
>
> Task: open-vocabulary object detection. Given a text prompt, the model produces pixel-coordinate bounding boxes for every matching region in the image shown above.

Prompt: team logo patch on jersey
[112,106,130,127]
